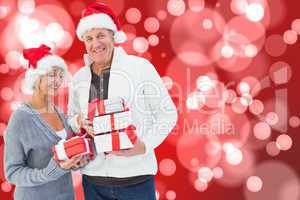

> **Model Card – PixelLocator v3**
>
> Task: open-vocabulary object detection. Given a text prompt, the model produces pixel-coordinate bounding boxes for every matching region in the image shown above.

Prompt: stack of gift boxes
[52,98,137,161]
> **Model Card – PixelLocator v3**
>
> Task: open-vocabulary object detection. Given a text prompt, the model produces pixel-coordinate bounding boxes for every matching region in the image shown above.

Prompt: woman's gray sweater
[4,103,75,200]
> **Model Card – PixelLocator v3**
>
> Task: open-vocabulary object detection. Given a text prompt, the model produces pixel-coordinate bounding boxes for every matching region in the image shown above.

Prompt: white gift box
[94,127,137,153]
[87,97,127,120]
[94,132,134,153]
[92,110,132,134]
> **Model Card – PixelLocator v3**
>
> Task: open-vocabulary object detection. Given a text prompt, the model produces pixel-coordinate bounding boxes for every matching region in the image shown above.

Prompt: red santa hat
[76,2,127,43]
[22,44,67,94]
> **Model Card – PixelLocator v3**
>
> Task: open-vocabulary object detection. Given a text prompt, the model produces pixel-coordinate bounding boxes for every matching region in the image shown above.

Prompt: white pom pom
[114,30,127,43]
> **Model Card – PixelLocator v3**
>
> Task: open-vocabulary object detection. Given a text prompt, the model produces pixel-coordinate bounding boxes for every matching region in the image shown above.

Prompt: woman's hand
[71,156,89,170]
[57,155,84,170]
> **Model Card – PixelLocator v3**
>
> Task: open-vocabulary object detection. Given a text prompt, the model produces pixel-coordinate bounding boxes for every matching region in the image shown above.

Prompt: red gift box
[52,136,94,161]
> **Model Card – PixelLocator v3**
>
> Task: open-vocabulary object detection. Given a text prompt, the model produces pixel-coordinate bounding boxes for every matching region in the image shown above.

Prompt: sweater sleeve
[4,111,69,187]
[138,59,178,154]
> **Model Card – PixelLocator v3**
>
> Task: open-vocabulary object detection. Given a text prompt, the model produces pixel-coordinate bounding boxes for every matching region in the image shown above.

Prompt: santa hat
[22,44,67,94]
[76,2,127,43]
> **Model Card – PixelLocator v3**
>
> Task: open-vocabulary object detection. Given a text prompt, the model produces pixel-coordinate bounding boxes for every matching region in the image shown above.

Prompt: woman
[4,44,87,200]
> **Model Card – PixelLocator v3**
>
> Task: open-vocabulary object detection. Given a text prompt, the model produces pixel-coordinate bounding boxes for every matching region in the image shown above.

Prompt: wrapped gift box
[92,110,132,134]
[94,125,137,153]
[52,136,94,161]
[88,97,127,120]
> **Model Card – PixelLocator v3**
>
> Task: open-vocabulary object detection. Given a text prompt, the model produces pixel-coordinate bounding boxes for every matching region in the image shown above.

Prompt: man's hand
[109,139,146,157]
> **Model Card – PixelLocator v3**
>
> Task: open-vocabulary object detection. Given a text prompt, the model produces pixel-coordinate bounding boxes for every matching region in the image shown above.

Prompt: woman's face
[83,28,114,66]
[37,67,64,96]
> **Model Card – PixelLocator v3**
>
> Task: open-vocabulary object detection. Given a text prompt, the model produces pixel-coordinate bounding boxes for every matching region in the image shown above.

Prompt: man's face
[83,28,114,65]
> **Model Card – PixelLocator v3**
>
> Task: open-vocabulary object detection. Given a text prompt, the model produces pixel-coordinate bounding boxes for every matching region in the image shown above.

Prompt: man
[68,2,177,200]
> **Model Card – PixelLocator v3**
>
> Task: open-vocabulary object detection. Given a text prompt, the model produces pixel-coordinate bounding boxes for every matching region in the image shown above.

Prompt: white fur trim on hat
[23,55,68,94]
[76,13,127,43]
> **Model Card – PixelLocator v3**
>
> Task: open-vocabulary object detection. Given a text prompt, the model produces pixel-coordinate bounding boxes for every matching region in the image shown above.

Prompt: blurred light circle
[196,76,215,92]
[217,148,255,187]
[253,122,271,140]
[241,76,261,97]
[5,50,21,69]
[283,30,298,45]
[205,140,222,156]
[224,16,266,47]
[238,82,250,94]
[162,76,173,90]
[148,34,159,46]
[1,181,12,192]
[244,44,258,57]
[202,19,213,30]
[121,24,136,41]
[144,17,160,33]
[230,0,248,15]
[289,116,300,128]
[177,42,211,66]
[249,99,264,115]
[194,179,208,192]
[212,167,223,179]
[0,64,9,74]
[246,3,265,22]
[269,61,292,85]
[291,19,300,34]
[264,35,287,57]
[133,37,149,53]
[0,6,8,19]
[265,112,279,126]
[157,10,167,20]
[188,0,205,12]
[1,87,14,101]
[225,147,243,166]
[18,0,35,14]
[198,167,214,182]
[221,45,234,58]
[56,31,73,49]
[244,161,300,200]
[240,93,253,106]
[125,8,142,24]
[266,141,280,157]
[177,135,222,172]
[45,22,64,43]
[222,89,237,104]
[159,158,176,176]
[167,0,186,16]
[276,134,292,151]
[231,98,248,114]
[166,190,176,200]
[247,176,263,192]
[186,91,205,110]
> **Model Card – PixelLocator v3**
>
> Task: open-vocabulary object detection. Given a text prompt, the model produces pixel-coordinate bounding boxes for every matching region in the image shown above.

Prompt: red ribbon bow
[23,44,52,69]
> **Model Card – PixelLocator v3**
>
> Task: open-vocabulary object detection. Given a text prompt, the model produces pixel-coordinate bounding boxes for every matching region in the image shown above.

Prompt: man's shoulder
[126,54,150,65]
[72,66,90,80]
